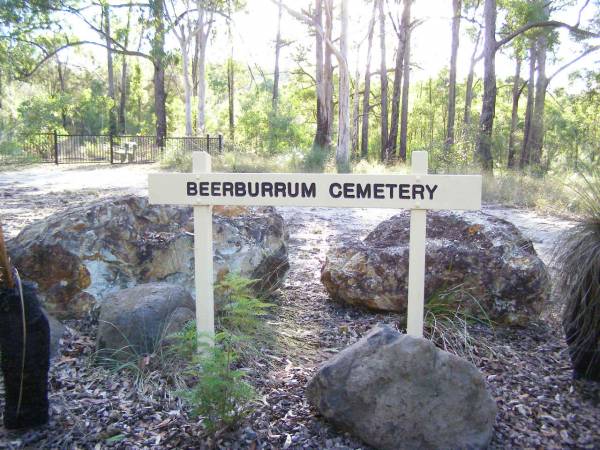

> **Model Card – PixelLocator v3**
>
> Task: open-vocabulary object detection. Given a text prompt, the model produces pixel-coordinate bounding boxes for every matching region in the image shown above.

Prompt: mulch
[0,193,599,449]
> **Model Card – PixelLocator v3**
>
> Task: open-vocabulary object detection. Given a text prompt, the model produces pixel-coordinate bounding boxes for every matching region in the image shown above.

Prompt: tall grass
[553,168,600,380]
[162,146,590,215]
[482,170,587,215]
[424,285,495,362]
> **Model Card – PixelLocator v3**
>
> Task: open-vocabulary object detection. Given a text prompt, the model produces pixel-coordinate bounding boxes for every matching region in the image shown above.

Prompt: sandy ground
[0,163,597,449]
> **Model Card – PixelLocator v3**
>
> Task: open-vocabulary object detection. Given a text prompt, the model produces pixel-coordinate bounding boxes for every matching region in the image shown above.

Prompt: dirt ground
[0,163,598,449]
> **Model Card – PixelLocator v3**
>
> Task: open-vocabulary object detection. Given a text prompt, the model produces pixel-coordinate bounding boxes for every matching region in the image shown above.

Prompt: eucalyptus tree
[444,0,462,154]
[360,0,377,158]
[378,0,388,161]
[387,0,412,160]
[278,0,352,172]
[476,0,600,171]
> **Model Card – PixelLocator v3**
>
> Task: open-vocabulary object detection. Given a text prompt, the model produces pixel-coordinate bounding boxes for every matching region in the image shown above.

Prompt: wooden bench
[113,141,137,163]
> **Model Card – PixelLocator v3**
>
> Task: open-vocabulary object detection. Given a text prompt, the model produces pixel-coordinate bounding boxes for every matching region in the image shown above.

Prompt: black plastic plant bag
[0,280,50,429]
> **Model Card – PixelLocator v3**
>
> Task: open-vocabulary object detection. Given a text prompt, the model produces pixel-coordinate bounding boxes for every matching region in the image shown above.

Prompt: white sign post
[148,151,482,339]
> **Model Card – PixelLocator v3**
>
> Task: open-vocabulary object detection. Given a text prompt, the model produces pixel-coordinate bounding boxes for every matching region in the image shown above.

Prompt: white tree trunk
[336,0,350,172]
[181,35,193,137]
[196,38,207,134]
[195,5,210,134]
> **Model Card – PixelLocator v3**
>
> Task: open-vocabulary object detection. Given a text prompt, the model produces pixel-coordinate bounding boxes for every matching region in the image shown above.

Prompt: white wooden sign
[148,151,482,340]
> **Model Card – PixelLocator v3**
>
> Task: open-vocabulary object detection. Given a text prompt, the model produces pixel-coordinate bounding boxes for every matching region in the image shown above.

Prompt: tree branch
[496,20,599,50]
[15,40,151,80]
[548,45,600,83]
[275,0,348,75]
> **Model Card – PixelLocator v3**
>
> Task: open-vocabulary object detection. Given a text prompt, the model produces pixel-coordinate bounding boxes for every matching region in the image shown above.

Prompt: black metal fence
[0,132,223,165]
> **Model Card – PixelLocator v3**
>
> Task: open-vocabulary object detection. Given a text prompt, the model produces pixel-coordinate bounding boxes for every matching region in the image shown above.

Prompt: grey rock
[8,196,288,319]
[321,211,550,325]
[96,283,194,358]
[307,324,497,450]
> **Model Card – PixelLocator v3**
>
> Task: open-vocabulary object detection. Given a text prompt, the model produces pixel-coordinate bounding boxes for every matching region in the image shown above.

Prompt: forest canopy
[0,0,599,174]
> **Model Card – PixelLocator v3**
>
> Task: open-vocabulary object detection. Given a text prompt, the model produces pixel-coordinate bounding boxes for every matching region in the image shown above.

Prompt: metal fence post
[218,134,223,153]
[110,133,114,164]
[206,134,210,153]
[53,130,59,165]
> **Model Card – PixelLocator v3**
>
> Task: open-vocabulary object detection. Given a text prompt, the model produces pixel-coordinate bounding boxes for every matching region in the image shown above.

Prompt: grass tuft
[553,168,600,380]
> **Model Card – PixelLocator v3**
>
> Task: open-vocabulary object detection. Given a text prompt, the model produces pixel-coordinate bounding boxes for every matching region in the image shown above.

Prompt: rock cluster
[321,211,550,325]
[8,196,289,319]
[307,324,497,450]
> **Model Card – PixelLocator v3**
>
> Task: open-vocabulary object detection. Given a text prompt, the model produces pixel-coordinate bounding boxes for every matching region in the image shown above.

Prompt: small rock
[96,283,194,359]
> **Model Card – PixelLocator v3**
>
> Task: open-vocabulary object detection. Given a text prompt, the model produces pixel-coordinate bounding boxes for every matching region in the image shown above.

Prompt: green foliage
[554,169,600,380]
[181,331,255,434]
[215,274,273,345]
[173,274,273,434]
[424,285,494,362]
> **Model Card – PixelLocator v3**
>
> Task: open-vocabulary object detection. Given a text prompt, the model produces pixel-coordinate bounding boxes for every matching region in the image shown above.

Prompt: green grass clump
[424,285,494,362]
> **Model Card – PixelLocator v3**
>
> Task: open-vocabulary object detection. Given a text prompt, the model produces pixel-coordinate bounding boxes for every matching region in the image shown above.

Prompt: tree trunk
[313,0,333,152]
[324,0,334,143]
[388,0,412,159]
[463,29,481,130]
[507,54,521,168]
[313,0,326,150]
[181,36,193,136]
[475,0,496,172]
[529,33,548,166]
[103,3,117,135]
[272,0,283,111]
[56,58,68,130]
[351,63,360,157]
[360,0,377,158]
[118,59,128,134]
[378,0,388,161]
[151,0,167,145]
[445,0,461,153]
[118,3,132,134]
[399,23,411,161]
[192,32,200,94]
[196,5,211,135]
[228,57,234,140]
[520,41,535,168]
[336,0,350,172]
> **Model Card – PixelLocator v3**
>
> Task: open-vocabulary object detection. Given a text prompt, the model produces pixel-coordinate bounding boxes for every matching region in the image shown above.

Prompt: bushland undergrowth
[161,149,590,216]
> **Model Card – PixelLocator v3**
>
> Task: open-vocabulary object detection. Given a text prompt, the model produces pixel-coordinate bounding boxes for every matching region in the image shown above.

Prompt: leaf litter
[0,187,598,449]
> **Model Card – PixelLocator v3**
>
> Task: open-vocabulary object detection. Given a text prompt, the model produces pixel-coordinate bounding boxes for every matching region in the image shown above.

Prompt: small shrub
[181,331,256,434]
[553,168,600,380]
[174,274,273,434]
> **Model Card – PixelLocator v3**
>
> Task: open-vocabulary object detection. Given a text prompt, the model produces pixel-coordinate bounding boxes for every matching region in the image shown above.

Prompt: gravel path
[0,165,598,449]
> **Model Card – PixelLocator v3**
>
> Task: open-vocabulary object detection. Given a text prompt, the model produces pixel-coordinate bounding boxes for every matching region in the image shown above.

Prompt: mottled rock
[321,211,549,325]
[8,195,288,319]
[307,324,497,450]
[96,283,194,358]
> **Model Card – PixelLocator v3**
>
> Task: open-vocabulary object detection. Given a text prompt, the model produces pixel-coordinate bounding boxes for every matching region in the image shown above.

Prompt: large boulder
[8,196,288,319]
[96,283,194,358]
[307,325,497,450]
[321,211,550,325]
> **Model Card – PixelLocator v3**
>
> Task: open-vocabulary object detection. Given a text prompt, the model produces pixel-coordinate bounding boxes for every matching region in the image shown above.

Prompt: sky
[215,0,600,90]
[66,0,600,91]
